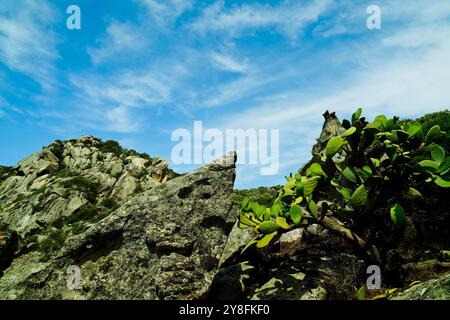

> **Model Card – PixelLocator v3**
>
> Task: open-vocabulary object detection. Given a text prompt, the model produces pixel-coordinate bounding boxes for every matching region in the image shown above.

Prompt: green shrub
[416,110,450,153]
[233,187,281,208]
[239,108,450,258]
[101,197,120,212]
[56,168,77,178]
[98,140,123,157]
[135,184,143,194]
[66,204,99,224]
[66,203,111,225]
[71,222,86,235]
[48,140,65,161]
[52,217,64,229]
[97,139,152,161]
[61,177,100,203]
[14,193,28,203]
[0,166,13,184]
[21,233,39,251]
[39,229,66,253]
[135,168,149,180]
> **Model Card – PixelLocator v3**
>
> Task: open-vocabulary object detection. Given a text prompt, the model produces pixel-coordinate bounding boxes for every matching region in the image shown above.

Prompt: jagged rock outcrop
[0,145,237,299]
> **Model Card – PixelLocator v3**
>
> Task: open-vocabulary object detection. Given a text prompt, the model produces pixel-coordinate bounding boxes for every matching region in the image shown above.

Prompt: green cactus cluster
[239,108,450,253]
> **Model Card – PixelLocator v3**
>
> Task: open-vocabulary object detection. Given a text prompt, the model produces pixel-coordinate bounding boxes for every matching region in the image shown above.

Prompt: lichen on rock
[0,147,237,300]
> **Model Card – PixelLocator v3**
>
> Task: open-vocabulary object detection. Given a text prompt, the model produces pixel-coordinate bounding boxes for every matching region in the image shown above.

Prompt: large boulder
[393,273,450,300]
[0,152,237,300]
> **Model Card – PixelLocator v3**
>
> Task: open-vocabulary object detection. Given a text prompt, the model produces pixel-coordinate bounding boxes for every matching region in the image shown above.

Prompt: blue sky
[1,0,450,188]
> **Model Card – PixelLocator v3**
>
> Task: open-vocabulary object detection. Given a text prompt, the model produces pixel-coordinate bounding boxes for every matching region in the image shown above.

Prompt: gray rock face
[0,152,237,300]
[393,273,450,300]
[218,221,254,267]
[0,137,172,239]
[279,228,304,256]
[210,252,366,301]
[209,262,255,300]
[249,254,365,300]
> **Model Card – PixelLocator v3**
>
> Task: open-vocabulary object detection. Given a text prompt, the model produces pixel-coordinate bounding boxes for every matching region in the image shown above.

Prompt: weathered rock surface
[213,225,366,300]
[0,137,175,240]
[393,273,450,300]
[218,221,254,267]
[0,151,237,300]
[208,261,255,300]
[251,254,365,300]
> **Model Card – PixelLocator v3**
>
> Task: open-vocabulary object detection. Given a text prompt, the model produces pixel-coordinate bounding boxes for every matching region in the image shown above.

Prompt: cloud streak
[0,0,59,89]
[211,52,248,74]
[191,0,333,40]
[88,22,152,65]
[138,0,194,25]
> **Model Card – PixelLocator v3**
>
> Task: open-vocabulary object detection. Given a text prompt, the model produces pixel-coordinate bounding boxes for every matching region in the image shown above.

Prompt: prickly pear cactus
[239,108,450,261]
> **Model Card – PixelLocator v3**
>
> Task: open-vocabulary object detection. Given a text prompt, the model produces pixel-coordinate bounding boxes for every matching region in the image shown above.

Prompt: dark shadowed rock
[208,261,255,300]
[250,254,365,300]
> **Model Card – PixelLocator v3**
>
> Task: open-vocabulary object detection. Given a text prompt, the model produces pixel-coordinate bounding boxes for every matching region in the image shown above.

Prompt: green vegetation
[67,202,117,225]
[48,140,65,161]
[233,186,281,208]
[21,228,68,261]
[97,139,152,161]
[66,204,100,224]
[239,108,450,260]
[38,229,67,253]
[101,197,120,211]
[61,176,100,203]
[135,168,149,180]
[0,166,14,184]
[56,168,77,178]
[415,110,450,153]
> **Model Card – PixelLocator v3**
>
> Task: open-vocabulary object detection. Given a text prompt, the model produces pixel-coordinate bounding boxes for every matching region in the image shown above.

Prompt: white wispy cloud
[215,4,450,185]
[70,70,172,109]
[381,24,450,49]
[201,76,267,107]
[88,22,152,65]
[66,68,176,133]
[0,0,59,88]
[138,0,194,24]
[191,0,332,40]
[106,105,141,133]
[211,52,248,74]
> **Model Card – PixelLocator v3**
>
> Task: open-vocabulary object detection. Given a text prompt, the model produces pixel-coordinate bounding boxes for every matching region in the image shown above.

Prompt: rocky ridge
[0,121,449,300]
[0,137,174,276]
[0,136,238,299]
